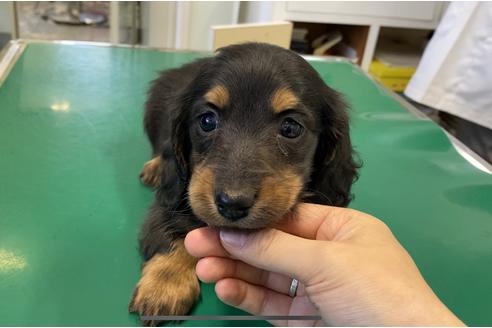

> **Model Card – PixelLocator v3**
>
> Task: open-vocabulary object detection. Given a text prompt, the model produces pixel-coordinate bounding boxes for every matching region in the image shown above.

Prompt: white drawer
[286,1,439,22]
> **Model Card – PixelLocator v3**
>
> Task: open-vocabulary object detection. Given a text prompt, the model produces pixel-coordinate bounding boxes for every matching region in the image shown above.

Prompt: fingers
[184,227,228,258]
[196,256,292,294]
[277,203,350,240]
[215,278,294,326]
[185,204,352,260]
[219,228,326,283]
[184,205,344,285]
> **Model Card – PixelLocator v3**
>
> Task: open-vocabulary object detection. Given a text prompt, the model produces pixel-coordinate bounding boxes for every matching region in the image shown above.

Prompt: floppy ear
[308,85,360,207]
[152,58,215,209]
[156,112,190,209]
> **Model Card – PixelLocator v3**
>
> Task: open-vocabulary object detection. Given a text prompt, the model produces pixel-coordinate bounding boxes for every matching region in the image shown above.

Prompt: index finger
[185,227,228,258]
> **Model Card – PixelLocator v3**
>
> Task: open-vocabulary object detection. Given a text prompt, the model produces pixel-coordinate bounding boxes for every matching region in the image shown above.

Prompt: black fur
[140,42,360,258]
[132,43,360,321]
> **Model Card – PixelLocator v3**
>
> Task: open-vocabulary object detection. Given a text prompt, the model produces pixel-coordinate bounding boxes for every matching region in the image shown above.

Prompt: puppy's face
[174,44,355,229]
[187,84,318,229]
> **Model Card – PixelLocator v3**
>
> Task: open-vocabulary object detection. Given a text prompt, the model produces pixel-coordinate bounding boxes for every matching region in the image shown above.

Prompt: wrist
[380,284,465,326]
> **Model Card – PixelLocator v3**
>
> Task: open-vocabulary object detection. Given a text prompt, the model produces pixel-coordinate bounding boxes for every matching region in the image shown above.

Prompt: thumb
[219,228,323,283]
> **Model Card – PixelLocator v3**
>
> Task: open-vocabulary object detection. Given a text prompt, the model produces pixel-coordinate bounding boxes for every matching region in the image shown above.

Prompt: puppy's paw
[129,278,199,326]
[140,157,162,188]
[129,242,199,326]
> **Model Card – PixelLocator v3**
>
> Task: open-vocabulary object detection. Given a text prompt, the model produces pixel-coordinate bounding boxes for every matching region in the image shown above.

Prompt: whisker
[301,188,333,204]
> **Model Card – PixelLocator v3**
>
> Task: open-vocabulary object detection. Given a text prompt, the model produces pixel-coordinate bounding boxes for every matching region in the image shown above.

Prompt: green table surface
[0,42,491,326]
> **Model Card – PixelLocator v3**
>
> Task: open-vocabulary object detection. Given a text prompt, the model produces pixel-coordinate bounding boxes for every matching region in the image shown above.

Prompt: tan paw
[129,241,200,326]
[140,156,162,188]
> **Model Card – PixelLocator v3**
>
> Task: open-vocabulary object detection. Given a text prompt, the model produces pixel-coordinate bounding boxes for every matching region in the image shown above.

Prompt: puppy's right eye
[280,118,303,138]
[199,112,218,132]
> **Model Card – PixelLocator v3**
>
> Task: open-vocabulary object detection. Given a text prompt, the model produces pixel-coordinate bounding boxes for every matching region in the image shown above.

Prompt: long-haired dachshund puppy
[129,43,359,325]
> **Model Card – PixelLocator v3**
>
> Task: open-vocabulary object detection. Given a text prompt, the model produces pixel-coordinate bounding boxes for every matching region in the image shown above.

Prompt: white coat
[405,1,492,130]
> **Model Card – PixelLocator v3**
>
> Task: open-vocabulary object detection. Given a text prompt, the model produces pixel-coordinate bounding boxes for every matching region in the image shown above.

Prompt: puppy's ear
[154,58,215,209]
[308,85,360,207]
[156,94,192,209]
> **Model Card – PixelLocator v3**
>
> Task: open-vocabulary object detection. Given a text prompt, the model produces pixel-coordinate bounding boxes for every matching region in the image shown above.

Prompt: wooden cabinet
[241,1,447,71]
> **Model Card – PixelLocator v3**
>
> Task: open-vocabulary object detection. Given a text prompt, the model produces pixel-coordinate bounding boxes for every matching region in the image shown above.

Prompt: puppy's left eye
[199,112,218,132]
[280,118,303,138]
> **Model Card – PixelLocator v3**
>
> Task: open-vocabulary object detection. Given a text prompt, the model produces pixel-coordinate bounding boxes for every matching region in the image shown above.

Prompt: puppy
[129,43,359,326]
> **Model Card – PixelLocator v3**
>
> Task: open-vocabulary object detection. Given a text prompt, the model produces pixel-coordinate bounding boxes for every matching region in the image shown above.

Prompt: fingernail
[219,229,248,248]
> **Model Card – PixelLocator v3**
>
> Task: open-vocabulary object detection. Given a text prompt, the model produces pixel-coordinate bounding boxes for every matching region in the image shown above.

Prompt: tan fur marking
[140,156,163,188]
[271,88,299,113]
[188,164,303,229]
[204,85,229,109]
[188,165,222,225]
[256,168,303,226]
[129,241,199,325]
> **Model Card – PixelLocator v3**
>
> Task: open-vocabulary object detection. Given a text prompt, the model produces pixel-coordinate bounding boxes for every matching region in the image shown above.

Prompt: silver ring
[289,278,299,297]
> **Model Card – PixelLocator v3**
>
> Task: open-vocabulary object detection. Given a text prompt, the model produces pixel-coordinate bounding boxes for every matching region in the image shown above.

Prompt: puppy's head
[165,43,358,229]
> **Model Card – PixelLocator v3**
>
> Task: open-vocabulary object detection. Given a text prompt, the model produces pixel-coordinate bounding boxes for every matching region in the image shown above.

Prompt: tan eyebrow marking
[204,85,229,109]
[271,88,299,113]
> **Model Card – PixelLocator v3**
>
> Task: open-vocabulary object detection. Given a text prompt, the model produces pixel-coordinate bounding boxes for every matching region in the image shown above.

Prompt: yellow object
[369,60,416,91]
[369,60,416,78]
[372,76,410,92]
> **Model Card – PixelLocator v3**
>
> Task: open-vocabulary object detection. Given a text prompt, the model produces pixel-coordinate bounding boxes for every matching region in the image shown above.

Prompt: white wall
[141,1,240,51]
[140,2,176,48]
[238,2,273,23]
[0,2,13,33]
[186,2,239,50]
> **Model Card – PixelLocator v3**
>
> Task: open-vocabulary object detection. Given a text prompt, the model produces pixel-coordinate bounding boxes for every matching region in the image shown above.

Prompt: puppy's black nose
[215,192,255,221]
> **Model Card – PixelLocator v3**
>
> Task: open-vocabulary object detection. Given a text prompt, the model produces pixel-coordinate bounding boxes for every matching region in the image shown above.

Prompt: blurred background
[0,2,447,94]
[0,1,442,62]
[0,1,490,167]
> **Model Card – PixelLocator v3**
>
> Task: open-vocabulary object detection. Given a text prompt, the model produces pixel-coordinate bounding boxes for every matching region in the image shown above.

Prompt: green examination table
[0,41,491,326]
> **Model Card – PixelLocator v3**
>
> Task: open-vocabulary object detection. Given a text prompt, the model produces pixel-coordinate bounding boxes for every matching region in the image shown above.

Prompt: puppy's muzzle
[215,191,255,221]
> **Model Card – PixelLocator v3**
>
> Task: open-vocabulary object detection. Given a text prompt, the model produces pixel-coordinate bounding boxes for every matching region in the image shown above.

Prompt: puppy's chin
[199,215,270,230]
[193,208,290,230]
[188,164,303,229]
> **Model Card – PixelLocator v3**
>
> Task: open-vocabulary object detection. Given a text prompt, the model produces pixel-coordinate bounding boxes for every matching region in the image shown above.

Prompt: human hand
[185,203,464,326]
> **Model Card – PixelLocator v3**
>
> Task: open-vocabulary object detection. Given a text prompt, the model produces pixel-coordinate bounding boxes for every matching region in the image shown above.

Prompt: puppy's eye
[280,118,303,138]
[199,112,218,132]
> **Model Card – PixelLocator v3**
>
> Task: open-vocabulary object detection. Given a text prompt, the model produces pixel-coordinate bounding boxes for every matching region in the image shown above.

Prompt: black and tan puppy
[129,43,359,325]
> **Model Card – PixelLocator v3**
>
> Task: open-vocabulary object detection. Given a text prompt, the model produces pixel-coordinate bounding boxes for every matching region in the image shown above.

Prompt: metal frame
[10,1,19,39]
[0,40,26,88]
[1,39,490,174]
[3,38,209,54]
[445,131,492,174]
